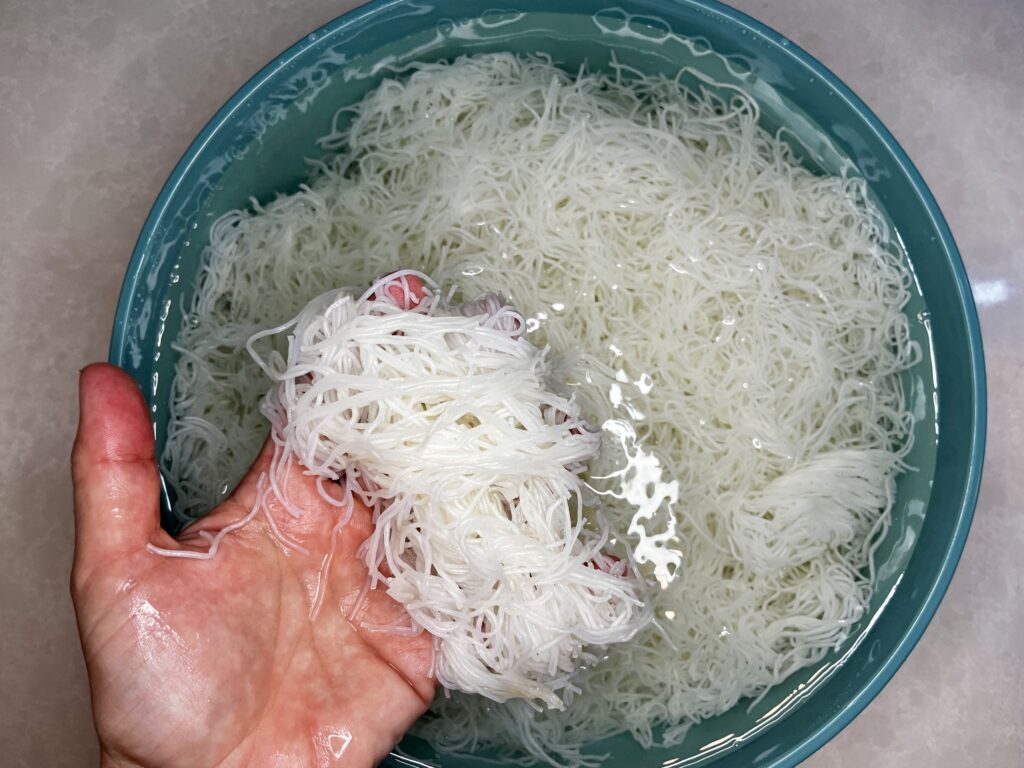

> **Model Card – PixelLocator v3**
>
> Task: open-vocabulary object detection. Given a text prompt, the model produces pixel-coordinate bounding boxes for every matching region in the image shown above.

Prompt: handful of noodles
[247,271,651,710]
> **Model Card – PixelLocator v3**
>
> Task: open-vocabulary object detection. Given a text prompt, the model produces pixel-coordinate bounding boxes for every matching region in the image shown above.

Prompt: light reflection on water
[590,417,683,589]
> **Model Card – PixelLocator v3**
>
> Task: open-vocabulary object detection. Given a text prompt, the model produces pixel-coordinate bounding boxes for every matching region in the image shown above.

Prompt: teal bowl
[109,1,986,766]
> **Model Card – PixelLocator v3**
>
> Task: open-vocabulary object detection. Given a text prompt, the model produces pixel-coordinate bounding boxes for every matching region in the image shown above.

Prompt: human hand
[71,364,435,768]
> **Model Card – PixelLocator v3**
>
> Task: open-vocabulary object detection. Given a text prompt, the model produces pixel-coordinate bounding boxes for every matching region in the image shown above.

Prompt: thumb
[71,363,160,586]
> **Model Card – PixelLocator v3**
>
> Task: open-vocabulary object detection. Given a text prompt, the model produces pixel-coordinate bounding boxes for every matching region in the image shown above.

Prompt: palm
[72,365,434,768]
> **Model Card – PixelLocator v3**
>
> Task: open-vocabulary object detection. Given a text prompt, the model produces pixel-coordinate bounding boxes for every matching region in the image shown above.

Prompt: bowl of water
[110,1,985,766]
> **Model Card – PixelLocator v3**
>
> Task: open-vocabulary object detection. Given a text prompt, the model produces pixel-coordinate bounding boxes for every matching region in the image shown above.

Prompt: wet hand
[71,364,435,768]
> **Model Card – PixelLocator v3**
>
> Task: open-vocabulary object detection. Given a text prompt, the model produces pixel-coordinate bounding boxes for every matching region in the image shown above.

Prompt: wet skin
[71,363,435,768]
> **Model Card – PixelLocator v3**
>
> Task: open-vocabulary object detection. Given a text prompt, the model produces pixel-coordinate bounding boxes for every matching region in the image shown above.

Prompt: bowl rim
[109,1,987,766]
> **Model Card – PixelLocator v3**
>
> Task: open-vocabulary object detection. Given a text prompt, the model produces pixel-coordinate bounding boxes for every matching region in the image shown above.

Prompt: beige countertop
[1,0,1020,765]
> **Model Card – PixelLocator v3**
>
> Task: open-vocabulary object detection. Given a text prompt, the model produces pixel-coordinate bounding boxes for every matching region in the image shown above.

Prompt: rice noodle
[145,473,268,560]
[249,273,651,708]
[162,53,918,766]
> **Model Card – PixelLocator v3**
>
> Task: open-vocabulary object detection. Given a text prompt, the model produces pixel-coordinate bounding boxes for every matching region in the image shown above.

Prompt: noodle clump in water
[246,271,651,710]
[162,53,919,766]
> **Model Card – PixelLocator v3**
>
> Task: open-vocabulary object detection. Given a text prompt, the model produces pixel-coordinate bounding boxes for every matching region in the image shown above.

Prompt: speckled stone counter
[1,1,1020,765]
